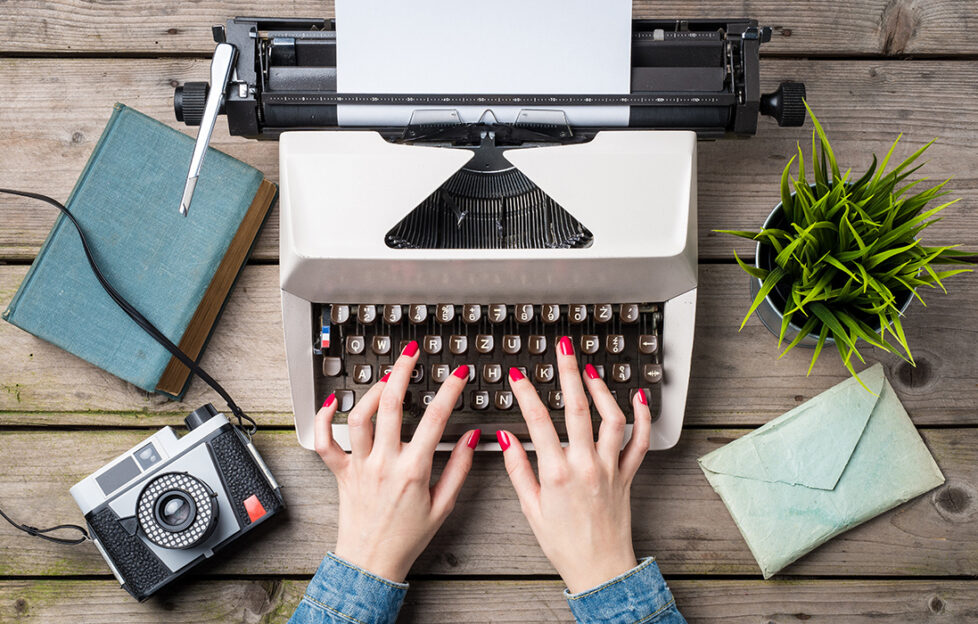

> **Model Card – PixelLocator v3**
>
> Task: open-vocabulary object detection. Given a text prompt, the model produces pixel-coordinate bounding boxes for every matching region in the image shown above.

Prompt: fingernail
[323,393,336,408]
[453,364,469,380]
[380,372,391,383]
[559,335,574,355]
[496,430,511,450]
[467,429,481,449]
[637,388,648,405]
[402,340,419,357]
[584,363,599,380]
[508,367,524,382]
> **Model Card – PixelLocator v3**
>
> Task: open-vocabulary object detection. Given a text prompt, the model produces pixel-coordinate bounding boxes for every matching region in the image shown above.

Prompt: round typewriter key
[528,335,547,355]
[472,391,490,410]
[606,334,625,354]
[475,334,494,354]
[423,335,443,355]
[410,365,424,383]
[541,304,560,324]
[462,304,482,324]
[638,334,658,355]
[643,363,663,384]
[436,304,455,324]
[482,364,503,384]
[502,335,522,355]
[357,304,377,325]
[330,304,351,325]
[611,363,631,383]
[569,304,587,324]
[515,304,534,324]
[580,335,599,355]
[488,304,507,324]
[431,364,450,383]
[494,391,514,410]
[620,304,640,324]
[547,390,564,409]
[594,304,613,323]
[353,364,373,384]
[383,304,403,325]
[408,304,428,324]
[449,335,468,355]
[322,357,343,377]
[346,335,365,355]
[534,363,554,383]
[372,335,392,355]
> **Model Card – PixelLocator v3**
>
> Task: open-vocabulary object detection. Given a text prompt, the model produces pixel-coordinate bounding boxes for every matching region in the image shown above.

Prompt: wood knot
[928,595,946,613]
[895,357,933,389]
[933,482,977,522]
[880,0,920,55]
[781,28,792,37]
[166,28,180,35]
[444,552,459,567]
[793,614,812,621]
[14,598,27,614]
[794,395,805,402]
[70,131,84,144]
[169,79,179,88]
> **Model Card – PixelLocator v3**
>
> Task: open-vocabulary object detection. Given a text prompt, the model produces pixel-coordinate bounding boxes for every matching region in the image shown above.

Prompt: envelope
[698,363,944,579]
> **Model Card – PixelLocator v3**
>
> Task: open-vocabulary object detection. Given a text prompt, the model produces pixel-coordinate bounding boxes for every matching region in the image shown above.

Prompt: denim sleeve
[564,558,687,624]
[288,552,408,624]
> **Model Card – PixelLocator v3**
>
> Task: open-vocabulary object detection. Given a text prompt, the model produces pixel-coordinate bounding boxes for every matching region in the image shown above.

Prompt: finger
[508,367,563,461]
[411,365,469,457]
[585,363,627,465]
[430,429,480,519]
[374,340,419,452]
[620,389,652,479]
[313,394,348,471]
[347,377,387,458]
[497,430,540,516]
[556,336,594,447]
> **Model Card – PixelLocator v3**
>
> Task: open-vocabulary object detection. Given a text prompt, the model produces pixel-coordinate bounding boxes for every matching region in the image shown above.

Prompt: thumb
[497,430,540,514]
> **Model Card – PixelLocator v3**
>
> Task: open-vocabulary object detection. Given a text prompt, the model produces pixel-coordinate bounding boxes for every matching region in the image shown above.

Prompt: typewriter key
[475,334,494,354]
[357,304,377,325]
[611,363,631,383]
[353,364,373,384]
[431,364,450,383]
[606,334,625,354]
[335,390,355,412]
[408,304,428,324]
[488,304,507,324]
[471,391,490,410]
[421,391,436,407]
[528,335,547,355]
[515,304,534,324]
[548,390,564,409]
[410,365,424,383]
[423,335,443,355]
[580,335,599,355]
[643,364,663,384]
[494,391,514,410]
[330,304,350,325]
[503,335,522,355]
[322,357,343,377]
[372,335,392,355]
[449,335,468,355]
[638,334,658,355]
[462,304,482,324]
[620,304,640,324]
[383,304,403,324]
[346,335,365,355]
[569,304,587,324]
[541,304,560,324]
[595,304,613,323]
[436,303,455,324]
[482,364,503,384]
[534,363,554,383]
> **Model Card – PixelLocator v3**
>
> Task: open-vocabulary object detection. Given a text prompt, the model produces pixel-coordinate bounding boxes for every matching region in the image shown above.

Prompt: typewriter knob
[760,81,807,127]
[174,82,209,126]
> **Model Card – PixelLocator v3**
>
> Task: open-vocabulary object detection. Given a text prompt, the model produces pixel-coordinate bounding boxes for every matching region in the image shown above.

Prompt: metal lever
[179,42,237,216]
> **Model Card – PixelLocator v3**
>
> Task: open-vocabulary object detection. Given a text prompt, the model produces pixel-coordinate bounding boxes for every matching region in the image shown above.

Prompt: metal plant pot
[749,197,915,348]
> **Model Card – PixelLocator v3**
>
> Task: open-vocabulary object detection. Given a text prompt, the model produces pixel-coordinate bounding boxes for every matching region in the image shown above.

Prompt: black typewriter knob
[760,81,807,127]
[174,82,209,126]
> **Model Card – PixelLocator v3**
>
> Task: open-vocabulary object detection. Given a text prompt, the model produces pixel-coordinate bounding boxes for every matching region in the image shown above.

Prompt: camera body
[69,404,285,601]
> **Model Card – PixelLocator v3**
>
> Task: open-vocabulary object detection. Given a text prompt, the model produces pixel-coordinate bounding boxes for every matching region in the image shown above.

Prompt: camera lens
[156,491,196,531]
[137,472,219,550]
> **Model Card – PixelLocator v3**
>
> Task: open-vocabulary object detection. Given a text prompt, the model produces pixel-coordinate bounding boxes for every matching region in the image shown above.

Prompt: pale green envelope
[698,363,944,579]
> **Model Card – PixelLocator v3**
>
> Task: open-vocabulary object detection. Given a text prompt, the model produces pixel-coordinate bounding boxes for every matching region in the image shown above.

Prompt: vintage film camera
[69,404,285,601]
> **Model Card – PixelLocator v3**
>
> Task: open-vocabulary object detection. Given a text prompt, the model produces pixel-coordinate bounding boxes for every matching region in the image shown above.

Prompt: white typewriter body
[279,129,697,451]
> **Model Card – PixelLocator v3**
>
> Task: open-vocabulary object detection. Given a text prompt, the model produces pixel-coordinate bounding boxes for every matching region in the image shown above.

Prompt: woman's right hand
[498,336,652,594]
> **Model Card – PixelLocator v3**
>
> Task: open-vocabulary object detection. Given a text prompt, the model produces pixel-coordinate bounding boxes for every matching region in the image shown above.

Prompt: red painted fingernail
[559,336,574,355]
[496,430,511,450]
[323,393,336,408]
[508,367,524,382]
[402,340,419,357]
[467,429,481,449]
[584,363,599,380]
[380,372,391,383]
[453,364,469,379]
[637,388,648,405]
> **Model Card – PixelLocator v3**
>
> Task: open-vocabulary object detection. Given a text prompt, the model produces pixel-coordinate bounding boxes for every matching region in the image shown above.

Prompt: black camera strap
[0,187,258,546]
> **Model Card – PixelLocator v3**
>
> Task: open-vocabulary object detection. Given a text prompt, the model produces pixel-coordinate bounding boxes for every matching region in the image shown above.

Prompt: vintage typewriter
[173,15,805,451]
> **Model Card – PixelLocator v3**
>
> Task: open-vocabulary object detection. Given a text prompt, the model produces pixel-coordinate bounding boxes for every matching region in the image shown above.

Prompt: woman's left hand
[313,341,479,583]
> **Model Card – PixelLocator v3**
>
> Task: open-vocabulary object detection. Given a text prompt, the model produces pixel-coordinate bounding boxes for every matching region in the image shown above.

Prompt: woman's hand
[499,336,652,594]
[313,341,479,583]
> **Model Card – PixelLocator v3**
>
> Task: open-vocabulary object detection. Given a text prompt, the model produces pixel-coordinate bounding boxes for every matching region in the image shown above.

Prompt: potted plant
[718,102,972,381]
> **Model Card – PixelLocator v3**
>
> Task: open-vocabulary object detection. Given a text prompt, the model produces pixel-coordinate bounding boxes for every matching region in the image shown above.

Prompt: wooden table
[1,2,976,622]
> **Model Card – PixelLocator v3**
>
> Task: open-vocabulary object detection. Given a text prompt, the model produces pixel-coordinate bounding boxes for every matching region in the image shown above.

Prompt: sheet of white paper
[335,0,632,126]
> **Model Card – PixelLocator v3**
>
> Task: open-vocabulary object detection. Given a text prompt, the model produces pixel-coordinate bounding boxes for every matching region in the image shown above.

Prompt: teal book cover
[3,104,275,398]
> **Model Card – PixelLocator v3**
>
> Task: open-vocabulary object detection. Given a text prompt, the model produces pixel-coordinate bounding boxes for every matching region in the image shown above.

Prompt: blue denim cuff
[290,552,409,624]
[564,558,686,624]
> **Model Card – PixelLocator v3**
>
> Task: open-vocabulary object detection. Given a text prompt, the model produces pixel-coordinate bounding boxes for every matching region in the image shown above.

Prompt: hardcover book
[3,104,277,398]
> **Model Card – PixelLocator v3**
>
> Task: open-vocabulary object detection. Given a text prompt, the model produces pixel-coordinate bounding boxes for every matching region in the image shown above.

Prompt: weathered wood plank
[0,578,974,623]
[2,263,976,427]
[2,1,977,56]
[1,58,976,262]
[0,428,973,577]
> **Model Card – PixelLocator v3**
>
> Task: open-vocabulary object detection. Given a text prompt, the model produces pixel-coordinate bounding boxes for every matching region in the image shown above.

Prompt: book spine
[3,103,127,323]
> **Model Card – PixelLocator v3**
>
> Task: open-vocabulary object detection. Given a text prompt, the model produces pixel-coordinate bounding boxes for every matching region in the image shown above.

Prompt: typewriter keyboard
[313,303,663,440]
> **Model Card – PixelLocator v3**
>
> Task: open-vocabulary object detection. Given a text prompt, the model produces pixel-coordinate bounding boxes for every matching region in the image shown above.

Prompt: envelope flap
[700,364,886,490]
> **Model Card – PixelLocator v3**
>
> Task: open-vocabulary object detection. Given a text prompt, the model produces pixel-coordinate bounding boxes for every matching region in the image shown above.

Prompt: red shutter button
[243,495,266,523]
